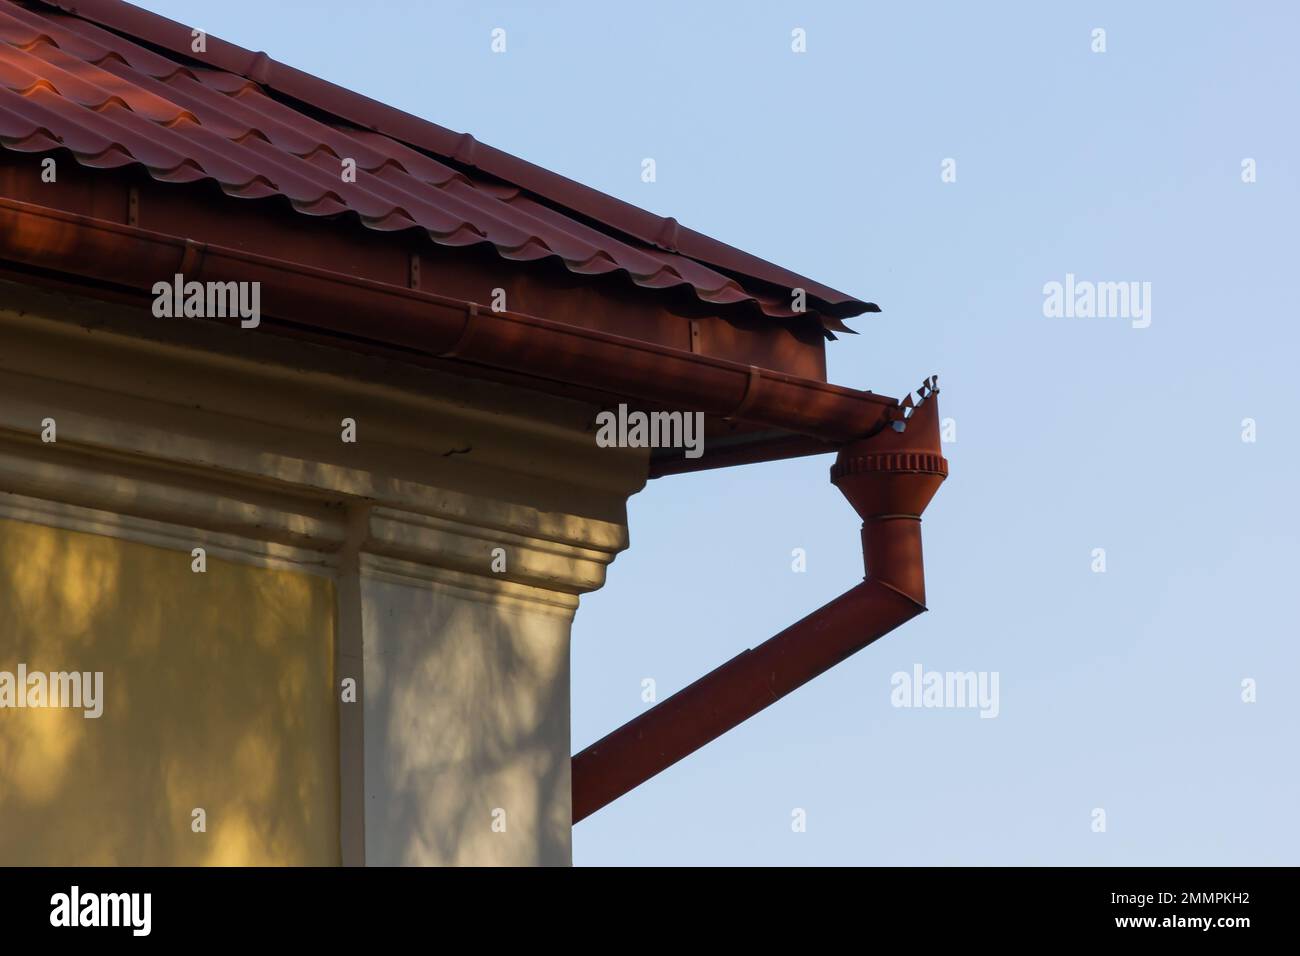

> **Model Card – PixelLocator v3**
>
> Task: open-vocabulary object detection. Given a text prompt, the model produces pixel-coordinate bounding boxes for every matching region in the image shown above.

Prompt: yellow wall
[0,516,339,865]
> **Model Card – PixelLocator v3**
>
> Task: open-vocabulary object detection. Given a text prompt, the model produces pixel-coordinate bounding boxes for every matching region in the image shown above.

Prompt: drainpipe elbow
[570,376,950,824]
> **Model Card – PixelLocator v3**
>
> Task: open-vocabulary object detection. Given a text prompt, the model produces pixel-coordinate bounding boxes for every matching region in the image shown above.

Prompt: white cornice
[0,280,644,596]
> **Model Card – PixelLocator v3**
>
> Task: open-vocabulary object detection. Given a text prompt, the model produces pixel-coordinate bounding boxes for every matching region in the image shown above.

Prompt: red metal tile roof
[0,0,876,331]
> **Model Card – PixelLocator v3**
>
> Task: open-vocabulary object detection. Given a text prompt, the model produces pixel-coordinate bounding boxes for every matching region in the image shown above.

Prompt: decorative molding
[0,433,347,555]
[0,281,642,575]
[0,281,643,550]
[360,553,579,619]
[365,506,612,595]
[0,489,336,577]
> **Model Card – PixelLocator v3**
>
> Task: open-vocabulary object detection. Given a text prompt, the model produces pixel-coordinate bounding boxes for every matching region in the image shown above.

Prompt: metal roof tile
[1,0,877,328]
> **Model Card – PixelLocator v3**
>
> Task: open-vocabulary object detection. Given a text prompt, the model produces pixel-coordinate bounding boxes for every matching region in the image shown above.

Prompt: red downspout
[571,378,948,823]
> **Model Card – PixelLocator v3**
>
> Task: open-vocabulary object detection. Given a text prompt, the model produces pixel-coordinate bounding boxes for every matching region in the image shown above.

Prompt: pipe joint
[830,377,948,522]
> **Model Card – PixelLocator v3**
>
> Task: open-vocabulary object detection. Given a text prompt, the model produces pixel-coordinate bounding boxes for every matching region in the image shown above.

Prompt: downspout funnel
[572,378,948,824]
[832,375,947,606]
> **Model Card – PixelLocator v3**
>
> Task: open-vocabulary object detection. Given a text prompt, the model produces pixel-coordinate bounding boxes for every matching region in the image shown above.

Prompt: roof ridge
[30,0,876,318]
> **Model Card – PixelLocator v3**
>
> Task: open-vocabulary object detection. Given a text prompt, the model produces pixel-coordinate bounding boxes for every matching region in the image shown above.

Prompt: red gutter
[0,197,897,443]
[572,379,947,823]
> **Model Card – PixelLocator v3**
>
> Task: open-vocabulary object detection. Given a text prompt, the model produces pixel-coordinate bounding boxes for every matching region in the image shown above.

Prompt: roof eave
[0,196,901,470]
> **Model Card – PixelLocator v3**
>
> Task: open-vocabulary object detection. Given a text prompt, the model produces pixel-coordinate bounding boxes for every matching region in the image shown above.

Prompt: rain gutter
[0,197,896,444]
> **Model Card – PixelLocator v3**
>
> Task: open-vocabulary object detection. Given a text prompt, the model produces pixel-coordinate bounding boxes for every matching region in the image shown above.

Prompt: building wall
[361,570,572,865]
[0,516,339,865]
[0,280,647,866]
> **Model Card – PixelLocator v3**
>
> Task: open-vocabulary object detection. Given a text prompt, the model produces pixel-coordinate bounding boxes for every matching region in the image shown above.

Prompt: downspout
[571,377,948,823]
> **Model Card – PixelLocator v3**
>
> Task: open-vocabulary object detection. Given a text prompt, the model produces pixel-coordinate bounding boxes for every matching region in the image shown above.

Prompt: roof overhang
[0,196,902,475]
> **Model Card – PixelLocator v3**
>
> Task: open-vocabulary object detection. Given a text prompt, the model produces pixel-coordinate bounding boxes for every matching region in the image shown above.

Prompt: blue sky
[135,0,1300,864]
